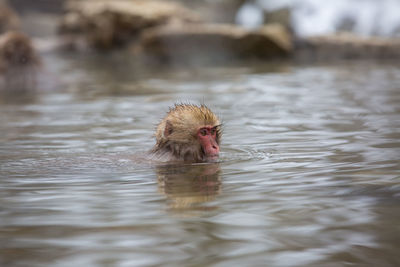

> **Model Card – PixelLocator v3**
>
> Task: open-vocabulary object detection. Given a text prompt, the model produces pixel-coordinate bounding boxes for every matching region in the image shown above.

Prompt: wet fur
[152,104,221,162]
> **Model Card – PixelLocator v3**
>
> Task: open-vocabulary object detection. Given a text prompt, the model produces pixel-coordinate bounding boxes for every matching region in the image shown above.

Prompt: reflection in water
[156,163,221,212]
[1,66,38,91]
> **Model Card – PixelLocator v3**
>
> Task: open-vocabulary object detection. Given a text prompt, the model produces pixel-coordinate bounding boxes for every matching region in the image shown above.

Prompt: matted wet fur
[152,104,222,162]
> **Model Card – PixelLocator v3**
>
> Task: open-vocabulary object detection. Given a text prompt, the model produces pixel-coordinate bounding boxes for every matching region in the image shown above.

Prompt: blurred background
[2,0,399,70]
[1,1,399,267]
[8,0,400,37]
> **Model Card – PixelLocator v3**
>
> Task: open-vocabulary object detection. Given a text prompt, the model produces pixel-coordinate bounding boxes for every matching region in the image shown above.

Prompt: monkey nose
[212,144,219,153]
[209,141,219,155]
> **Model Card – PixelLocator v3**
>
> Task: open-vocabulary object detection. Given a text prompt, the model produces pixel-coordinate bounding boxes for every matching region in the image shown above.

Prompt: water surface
[1,55,399,266]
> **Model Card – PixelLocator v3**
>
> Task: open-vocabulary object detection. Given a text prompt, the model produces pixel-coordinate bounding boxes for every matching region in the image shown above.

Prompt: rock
[59,0,201,49]
[0,1,20,34]
[264,7,292,33]
[296,33,400,61]
[136,23,292,64]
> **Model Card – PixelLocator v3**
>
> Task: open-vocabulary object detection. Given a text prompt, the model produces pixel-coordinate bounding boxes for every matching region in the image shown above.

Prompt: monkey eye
[200,128,207,136]
[210,128,216,135]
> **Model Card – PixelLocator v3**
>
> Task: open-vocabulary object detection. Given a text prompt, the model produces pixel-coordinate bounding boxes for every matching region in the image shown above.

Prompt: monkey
[0,31,40,91]
[152,104,222,163]
[0,31,39,70]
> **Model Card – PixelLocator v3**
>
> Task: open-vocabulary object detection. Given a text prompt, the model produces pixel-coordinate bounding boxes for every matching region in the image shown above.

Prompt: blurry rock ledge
[134,23,292,64]
[58,0,201,49]
[57,0,400,63]
[296,33,400,61]
[0,0,20,33]
[58,0,292,63]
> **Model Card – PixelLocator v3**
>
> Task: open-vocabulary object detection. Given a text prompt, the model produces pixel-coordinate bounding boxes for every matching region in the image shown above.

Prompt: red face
[197,126,220,160]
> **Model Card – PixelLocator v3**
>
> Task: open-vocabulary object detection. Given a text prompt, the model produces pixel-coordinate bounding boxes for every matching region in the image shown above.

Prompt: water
[1,54,400,266]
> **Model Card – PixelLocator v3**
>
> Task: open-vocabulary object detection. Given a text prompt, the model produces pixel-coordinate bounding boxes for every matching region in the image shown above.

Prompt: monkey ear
[164,120,173,137]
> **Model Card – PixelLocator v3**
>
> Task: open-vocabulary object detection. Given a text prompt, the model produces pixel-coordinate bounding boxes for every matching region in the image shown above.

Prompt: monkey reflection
[156,163,221,211]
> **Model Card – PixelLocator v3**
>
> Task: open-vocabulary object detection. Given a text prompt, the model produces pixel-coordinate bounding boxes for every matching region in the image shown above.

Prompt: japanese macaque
[0,31,40,92]
[152,104,222,163]
[0,31,39,71]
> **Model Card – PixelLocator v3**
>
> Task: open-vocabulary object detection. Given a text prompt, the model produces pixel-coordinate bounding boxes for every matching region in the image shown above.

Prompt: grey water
[0,54,399,266]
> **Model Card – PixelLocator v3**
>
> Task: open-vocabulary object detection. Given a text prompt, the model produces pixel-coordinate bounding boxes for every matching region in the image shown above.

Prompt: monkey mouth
[200,147,219,162]
[204,154,219,162]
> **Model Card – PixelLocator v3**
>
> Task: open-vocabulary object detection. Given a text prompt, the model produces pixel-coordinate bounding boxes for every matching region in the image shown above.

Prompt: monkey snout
[212,144,219,153]
[206,141,219,156]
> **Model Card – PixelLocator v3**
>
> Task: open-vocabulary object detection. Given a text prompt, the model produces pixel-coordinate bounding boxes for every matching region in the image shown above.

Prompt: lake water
[0,54,399,266]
